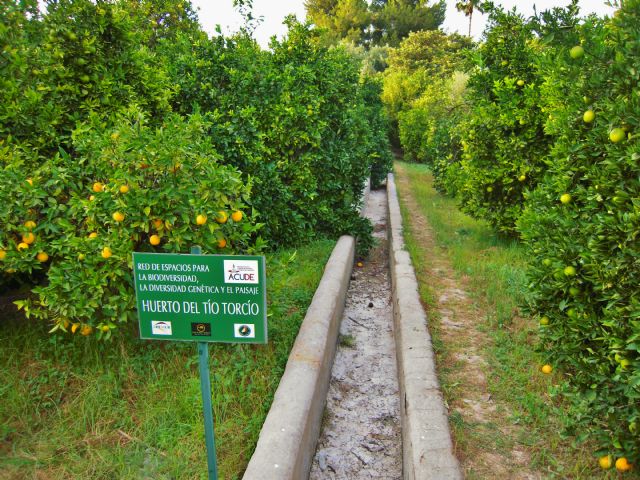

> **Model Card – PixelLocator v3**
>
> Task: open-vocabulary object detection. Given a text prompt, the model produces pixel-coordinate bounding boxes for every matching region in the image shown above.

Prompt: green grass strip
[395,162,622,479]
[0,239,335,480]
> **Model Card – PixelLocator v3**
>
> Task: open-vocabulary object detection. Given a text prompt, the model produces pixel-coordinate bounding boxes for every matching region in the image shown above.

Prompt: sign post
[132,246,267,480]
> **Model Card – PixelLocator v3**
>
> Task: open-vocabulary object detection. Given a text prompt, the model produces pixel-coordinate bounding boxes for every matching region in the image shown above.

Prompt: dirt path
[309,186,402,479]
[394,163,541,480]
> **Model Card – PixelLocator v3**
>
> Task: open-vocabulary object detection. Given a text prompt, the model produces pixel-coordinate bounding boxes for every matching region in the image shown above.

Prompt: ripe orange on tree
[196,214,207,225]
[92,182,104,193]
[598,455,612,469]
[119,185,129,193]
[112,211,125,222]
[101,247,112,259]
[24,220,36,230]
[17,242,29,251]
[22,232,36,244]
[216,211,228,223]
[36,252,49,262]
[217,238,227,249]
[231,210,243,222]
[615,457,632,472]
[149,234,161,246]
[541,364,553,374]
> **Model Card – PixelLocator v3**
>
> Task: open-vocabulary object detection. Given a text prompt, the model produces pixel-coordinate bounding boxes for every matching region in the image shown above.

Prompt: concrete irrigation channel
[243,174,461,480]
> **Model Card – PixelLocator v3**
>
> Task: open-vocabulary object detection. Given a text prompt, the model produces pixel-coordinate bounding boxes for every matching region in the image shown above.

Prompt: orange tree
[161,20,387,248]
[0,0,173,159]
[518,0,640,464]
[450,4,574,235]
[2,110,258,338]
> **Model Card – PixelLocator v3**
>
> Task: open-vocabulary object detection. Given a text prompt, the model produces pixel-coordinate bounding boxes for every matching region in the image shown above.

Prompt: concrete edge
[386,172,463,480]
[359,177,371,215]
[243,235,355,480]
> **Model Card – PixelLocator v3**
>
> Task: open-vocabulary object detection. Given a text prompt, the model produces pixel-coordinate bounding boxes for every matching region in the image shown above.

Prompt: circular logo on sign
[196,323,206,333]
[238,325,252,337]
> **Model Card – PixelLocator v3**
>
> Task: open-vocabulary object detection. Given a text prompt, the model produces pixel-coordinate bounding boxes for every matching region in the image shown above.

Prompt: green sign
[132,252,267,344]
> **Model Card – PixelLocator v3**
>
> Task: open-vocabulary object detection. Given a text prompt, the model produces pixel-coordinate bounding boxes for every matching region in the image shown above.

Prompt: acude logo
[223,260,259,284]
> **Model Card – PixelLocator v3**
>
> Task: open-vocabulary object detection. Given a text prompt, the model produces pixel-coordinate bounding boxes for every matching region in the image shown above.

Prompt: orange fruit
[518,174,526,182]
[101,247,112,259]
[80,325,93,336]
[598,455,612,469]
[583,110,595,123]
[517,79,525,86]
[88,232,98,239]
[149,234,161,246]
[17,242,29,251]
[216,211,228,224]
[112,211,125,222]
[570,45,584,59]
[101,325,110,332]
[615,457,632,472]
[610,128,625,143]
[22,232,36,244]
[153,219,163,229]
[560,193,571,204]
[71,323,80,334]
[24,220,36,230]
[119,185,129,194]
[196,214,207,225]
[231,210,243,222]
[0,250,6,260]
[92,182,104,193]
[36,252,49,262]
[217,238,227,248]
[541,364,552,374]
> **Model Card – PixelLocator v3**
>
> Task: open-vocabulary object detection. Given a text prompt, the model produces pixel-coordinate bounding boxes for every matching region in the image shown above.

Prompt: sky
[189,1,617,48]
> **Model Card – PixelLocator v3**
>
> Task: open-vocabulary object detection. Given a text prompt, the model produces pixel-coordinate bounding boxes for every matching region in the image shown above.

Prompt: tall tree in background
[455,0,485,36]
[305,0,445,47]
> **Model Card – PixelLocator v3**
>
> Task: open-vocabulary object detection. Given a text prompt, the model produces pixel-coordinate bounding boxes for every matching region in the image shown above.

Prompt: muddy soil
[309,187,402,479]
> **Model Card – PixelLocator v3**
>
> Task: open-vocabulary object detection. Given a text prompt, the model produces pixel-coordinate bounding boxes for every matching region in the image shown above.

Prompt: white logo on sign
[234,323,256,338]
[151,321,172,335]
[224,260,259,284]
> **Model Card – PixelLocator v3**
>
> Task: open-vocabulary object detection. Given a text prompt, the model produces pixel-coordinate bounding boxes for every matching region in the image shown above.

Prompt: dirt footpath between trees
[394,163,543,479]
[310,187,403,479]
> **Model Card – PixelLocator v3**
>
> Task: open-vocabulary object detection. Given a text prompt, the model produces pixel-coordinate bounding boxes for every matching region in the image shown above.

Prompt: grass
[394,162,632,479]
[0,239,336,480]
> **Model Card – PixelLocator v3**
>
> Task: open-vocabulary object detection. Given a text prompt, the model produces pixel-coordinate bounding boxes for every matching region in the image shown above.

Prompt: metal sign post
[132,245,267,480]
[198,341,218,479]
[192,245,218,480]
